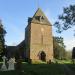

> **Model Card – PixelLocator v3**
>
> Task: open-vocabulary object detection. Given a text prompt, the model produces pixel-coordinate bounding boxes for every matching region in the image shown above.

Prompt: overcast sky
[0,0,75,50]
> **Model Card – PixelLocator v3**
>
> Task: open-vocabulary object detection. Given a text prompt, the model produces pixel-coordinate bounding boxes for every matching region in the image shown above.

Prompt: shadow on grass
[66,64,75,72]
[0,63,75,75]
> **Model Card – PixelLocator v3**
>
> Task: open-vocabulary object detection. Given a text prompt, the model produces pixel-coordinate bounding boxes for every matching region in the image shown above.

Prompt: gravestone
[8,58,15,70]
[1,56,7,71]
[16,58,22,71]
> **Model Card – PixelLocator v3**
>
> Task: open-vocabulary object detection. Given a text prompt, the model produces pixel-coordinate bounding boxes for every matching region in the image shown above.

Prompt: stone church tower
[25,8,53,62]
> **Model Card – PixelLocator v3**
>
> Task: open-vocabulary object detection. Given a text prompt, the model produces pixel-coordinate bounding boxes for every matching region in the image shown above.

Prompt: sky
[0,0,75,50]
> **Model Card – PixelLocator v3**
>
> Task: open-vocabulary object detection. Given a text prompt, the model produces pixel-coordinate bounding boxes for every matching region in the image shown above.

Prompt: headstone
[16,58,22,71]
[1,56,7,71]
[8,58,15,70]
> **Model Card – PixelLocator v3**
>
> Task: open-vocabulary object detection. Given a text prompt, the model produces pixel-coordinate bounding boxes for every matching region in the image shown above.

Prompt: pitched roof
[31,8,52,25]
[17,40,25,48]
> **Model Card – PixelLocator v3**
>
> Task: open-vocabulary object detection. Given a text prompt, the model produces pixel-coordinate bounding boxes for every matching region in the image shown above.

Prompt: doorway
[39,51,46,61]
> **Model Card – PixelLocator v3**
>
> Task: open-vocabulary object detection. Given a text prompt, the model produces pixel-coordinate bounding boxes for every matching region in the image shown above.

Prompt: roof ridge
[31,8,52,25]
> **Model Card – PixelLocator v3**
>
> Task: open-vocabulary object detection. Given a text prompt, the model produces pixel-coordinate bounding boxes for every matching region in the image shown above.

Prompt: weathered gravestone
[1,56,7,71]
[16,58,22,71]
[8,57,15,70]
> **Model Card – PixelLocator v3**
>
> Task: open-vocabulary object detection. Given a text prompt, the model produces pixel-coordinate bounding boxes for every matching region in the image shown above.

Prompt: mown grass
[66,64,75,72]
[54,59,72,64]
[0,60,74,75]
[22,64,66,75]
[0,63,66,75]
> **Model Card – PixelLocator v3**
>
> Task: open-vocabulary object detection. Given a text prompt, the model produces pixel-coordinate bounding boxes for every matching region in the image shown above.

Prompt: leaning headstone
[1,56,7,71]
[8,58,15,70]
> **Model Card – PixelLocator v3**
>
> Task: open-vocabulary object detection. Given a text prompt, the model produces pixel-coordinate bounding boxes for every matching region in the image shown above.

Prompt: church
[6,8,53,63]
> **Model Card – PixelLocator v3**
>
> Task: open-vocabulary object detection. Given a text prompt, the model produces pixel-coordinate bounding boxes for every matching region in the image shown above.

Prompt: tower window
[35,16,44,22]
[35,16,40,21]
[41,16,44,20]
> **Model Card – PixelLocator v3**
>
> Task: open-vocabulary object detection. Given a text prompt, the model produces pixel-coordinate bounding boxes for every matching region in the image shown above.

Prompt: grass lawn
[56,59,75,72]
[66,64,75,72]
[0,60,75,75]
[0,63,66,75]
[55,59,72,64]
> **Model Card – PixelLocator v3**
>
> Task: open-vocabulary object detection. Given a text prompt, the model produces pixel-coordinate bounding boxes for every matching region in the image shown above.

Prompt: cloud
[64,38,75,51]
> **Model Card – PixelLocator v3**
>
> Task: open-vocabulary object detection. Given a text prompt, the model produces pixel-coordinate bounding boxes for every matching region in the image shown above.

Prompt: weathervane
[36,0,39,8]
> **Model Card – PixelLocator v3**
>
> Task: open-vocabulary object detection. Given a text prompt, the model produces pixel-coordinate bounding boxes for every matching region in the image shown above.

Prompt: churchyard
[0,0,75,75]
[0,58,75,75]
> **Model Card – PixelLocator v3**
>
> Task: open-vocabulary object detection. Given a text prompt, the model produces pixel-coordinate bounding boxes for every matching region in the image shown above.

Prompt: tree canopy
[53,36,66,59]
[0,20,6,57]
[54,5,75,33]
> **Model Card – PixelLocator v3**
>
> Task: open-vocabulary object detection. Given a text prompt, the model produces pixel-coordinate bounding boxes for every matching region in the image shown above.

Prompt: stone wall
[30,23,53,62]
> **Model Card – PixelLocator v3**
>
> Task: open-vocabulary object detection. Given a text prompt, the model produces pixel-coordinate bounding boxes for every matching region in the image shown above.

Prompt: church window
[35,16,44,22]
[41,16,44,20]
[35,16,40,21]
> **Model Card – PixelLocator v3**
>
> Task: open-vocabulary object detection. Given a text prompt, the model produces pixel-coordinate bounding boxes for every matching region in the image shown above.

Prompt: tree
[65,51,72,60]
[54,5,75,33]
[0,20,6,57]
[53,37,66,59]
